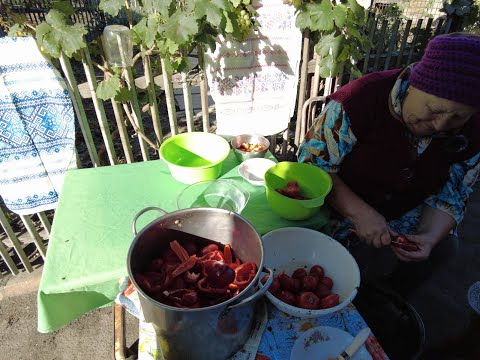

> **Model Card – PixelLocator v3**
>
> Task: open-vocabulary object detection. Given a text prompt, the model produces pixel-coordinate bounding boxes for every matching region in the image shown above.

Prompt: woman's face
[401,86,477,137]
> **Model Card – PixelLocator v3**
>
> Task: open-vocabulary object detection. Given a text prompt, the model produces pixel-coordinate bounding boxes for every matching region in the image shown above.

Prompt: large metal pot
[127,207,273,360]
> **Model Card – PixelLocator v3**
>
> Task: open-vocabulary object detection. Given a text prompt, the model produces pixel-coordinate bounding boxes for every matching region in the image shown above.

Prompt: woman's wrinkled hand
[350,207,397,248]
[391,233,435,262]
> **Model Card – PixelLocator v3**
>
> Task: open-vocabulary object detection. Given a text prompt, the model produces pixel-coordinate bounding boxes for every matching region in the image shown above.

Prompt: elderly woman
[298,33,480,293]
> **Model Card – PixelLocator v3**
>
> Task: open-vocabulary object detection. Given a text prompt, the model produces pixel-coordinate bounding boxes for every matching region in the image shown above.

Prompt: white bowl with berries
[261,227,360,318]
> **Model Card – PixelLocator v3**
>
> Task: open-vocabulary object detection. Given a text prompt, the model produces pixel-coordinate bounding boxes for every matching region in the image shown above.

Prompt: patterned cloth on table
[115,277,389,360]
[204,0,302,137]
[0,37,77,215]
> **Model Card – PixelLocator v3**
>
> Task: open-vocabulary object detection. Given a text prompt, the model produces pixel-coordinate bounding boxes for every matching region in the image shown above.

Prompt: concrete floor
[1,184,479,360]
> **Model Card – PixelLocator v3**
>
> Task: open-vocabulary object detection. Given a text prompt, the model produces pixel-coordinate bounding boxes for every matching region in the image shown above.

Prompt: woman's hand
[326,174,396,248]
[392,205,457,262]
[391,233,436,262]
[351,207,397,248]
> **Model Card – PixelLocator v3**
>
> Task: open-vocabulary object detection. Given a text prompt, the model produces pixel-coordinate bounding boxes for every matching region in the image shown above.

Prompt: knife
[336,327,371,360]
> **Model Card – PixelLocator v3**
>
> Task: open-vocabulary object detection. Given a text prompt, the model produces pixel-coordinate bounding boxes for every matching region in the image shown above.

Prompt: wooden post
[19,215,47,260]
[0,210,32,273]
[81,47,118,165]
[197,46,210,132]
[37,212,51,237]
[111,100,134,163]
[142,52,163,146]
[161,58,179,136]
[295,30,311,146]
[125,66,150,161]
[407,19,424,65]
[362,17,377,75]
[384,20,400,70]
[372,20,388,72]
[59,53,100,167]
[396,20,413,68]
[181,71,195,132]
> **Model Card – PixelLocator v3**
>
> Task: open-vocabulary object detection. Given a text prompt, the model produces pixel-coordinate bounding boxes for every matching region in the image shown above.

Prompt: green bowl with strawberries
[264,162,332,220]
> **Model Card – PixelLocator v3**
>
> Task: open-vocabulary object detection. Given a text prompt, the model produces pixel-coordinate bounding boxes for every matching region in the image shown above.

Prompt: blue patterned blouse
[298,76,480,240]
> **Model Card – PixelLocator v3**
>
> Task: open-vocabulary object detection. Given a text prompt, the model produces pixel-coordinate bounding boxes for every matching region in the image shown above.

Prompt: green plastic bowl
[264,162,332,220]
[159,132,230,184]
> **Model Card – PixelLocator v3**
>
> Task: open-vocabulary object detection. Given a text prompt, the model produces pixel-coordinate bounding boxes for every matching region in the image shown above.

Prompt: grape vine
[293,0,370,78]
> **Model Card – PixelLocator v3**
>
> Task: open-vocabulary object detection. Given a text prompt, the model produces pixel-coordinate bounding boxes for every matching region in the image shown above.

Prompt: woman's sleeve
[424,152,480,225]
[297,100,358,173]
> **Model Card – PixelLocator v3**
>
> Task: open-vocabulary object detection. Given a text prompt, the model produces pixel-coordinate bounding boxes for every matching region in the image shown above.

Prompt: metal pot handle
[219,266,273,319]
[132,207,168,236]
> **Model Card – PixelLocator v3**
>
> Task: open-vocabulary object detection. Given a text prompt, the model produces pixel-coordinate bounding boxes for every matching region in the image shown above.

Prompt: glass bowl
[177,179,250,213]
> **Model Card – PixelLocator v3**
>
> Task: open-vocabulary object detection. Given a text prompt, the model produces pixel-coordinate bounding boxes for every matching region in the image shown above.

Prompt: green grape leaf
[11,13,29,26]
[347,0,366,21]
[348,63,362,78]
[315,32,336,57]
[165,38,180,55]
[52,24,87,57]
[172,56,189,72]
[115,86,131,102]
[230,0,242,7]
[162,57,174,75]
[97,75,122,100]
[345,18,364,41]
[318,55,340,78]
[45,9,67,28]
[348,44,362,60]
[184,0,196,13]
[315,0,334,31]
[35,22,51,44]
[165,12,199,45]
[196,32,218,52]
[132,18,148,45]
[195,0,227,27]
[52,0,75,16]
[337,43,350,62]
[299,1,334,31]
[331,34,346,59]
[145,15,160,48]
[42,32,63,58]
[223,10,235,33]
[36,23,62,58]
[332,4,347,28]
[7,24,22,37]
[99,0,125,16]
[39,10,87,57]
[144,0,172,16]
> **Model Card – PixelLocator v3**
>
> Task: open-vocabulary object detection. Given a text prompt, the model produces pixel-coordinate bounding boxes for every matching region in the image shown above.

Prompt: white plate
[290,326,372,360]
[238,158,276,186]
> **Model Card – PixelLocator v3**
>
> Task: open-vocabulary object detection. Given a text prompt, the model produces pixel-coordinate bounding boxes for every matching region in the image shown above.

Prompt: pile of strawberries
[263,264,340,310]
[275,181,311,200]
[134,240,257,309]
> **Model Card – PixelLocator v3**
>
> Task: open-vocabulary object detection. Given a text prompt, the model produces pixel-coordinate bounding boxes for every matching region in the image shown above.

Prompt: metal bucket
[127,207,273,360]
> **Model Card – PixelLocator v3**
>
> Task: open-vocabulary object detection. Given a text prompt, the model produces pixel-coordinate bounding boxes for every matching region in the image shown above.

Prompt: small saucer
[238,158,276,186]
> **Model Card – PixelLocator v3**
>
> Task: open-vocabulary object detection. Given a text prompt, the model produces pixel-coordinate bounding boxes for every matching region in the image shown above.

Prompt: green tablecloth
[37,151,329,333]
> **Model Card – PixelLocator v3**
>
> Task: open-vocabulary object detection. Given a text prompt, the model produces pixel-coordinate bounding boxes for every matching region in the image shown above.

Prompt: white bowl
[261,227,360,318]
[238,158,276,186]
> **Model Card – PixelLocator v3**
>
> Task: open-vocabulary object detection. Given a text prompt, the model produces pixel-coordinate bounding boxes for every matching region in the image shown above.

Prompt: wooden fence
[0,8,459,276]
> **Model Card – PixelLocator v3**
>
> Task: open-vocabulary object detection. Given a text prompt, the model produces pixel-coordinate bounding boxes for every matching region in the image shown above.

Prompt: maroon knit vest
[328,69,480,220]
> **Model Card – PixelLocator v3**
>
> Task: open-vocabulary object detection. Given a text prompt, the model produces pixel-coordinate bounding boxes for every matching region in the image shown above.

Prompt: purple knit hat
[409,34,480,108]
